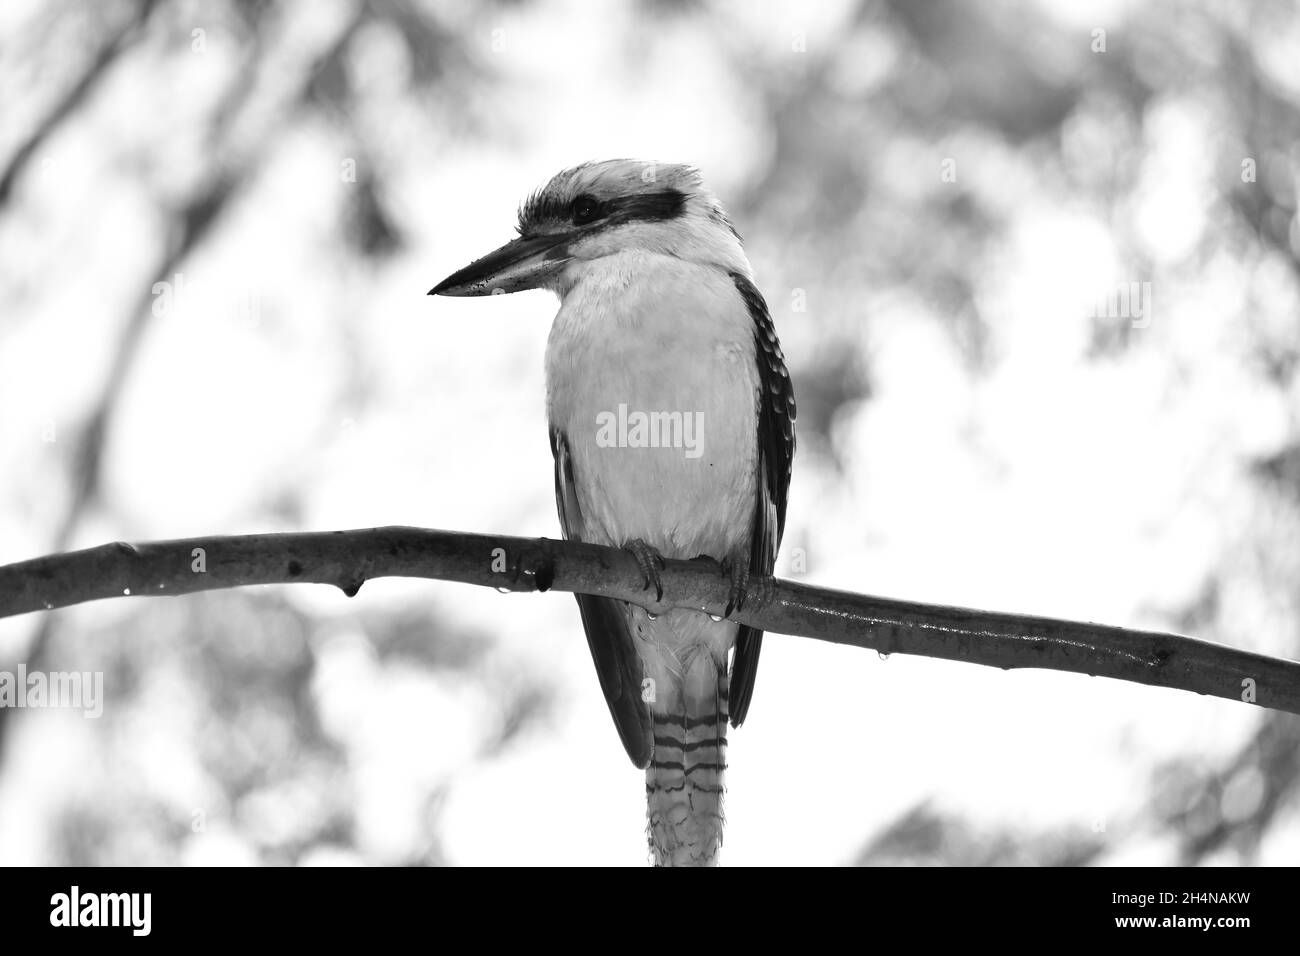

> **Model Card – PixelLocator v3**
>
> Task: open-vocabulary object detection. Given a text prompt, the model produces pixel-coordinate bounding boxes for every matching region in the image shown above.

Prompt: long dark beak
[428,231,573,297]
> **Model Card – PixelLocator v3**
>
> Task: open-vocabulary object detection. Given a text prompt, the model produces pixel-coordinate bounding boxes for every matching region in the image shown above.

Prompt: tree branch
[1,526,1296,716]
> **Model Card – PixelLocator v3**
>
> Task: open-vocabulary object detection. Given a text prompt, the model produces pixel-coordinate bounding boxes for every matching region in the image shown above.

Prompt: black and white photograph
[0,0,1296,917]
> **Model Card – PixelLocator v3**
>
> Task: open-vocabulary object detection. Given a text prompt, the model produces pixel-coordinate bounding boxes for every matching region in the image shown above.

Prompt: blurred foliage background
[1,0,1298,865]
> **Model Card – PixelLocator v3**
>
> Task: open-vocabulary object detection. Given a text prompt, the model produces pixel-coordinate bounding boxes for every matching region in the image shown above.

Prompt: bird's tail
[645,650,729,867]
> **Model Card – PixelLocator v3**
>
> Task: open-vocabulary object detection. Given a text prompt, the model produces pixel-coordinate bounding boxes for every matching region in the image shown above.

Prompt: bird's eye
[570,195,600,225]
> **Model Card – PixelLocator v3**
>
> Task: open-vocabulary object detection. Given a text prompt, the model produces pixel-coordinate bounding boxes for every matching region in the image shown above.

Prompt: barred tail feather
[645,659,729,867]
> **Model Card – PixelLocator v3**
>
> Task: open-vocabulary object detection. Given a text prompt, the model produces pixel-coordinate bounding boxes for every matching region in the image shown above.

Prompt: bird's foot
[624,538,666,602]
[721,551,750,618]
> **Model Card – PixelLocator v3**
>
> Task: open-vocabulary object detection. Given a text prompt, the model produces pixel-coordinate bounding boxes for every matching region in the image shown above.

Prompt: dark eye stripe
[603,189,686,224]
[519,188,686,235]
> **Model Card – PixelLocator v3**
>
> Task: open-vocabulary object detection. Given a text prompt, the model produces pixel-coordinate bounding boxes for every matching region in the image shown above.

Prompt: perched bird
[430,160,795,866]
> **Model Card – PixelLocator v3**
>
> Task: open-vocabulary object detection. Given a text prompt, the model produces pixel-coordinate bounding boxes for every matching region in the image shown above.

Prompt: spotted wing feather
[729,272,796,727]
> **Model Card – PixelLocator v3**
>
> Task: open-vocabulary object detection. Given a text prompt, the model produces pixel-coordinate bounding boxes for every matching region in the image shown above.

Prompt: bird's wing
[550,428,654,768]
[728,272,797,728]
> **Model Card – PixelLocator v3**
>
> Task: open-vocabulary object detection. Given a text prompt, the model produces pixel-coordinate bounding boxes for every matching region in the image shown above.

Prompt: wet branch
[1,526,1297,717]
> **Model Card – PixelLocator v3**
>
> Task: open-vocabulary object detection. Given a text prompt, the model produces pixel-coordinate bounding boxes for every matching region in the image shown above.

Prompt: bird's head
[429,160,747,298]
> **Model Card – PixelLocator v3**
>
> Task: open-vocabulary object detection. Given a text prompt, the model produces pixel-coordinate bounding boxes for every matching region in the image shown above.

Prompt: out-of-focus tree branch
[2,527,1298,717]
[0,0,159,206]
[0,3,371,763]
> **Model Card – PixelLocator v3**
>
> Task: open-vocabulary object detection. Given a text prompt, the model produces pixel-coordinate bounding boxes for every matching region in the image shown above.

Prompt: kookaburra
[430,160,795,866]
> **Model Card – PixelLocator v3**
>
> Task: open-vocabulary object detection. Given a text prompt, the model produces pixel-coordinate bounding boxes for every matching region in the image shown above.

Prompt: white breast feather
[545,249,759,561]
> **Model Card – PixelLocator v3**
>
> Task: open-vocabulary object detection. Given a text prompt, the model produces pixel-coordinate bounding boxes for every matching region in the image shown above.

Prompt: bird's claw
[625,538,665,602]
[748,575,776,611]
[721,554,750,618]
